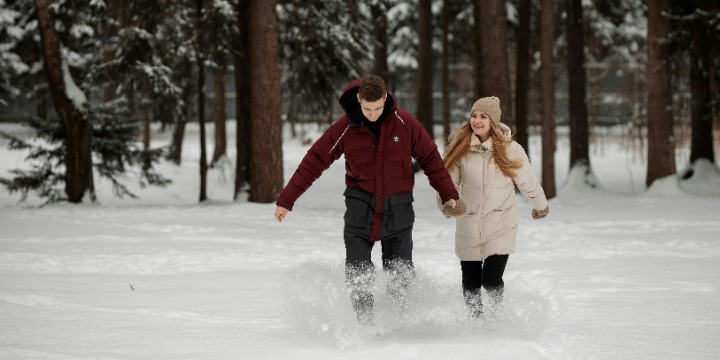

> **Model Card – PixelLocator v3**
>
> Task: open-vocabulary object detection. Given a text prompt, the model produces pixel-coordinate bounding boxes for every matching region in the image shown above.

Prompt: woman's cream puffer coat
[443,125,547,261]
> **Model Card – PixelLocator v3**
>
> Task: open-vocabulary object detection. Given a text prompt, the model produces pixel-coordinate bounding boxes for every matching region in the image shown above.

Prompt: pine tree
[566,0,597,187]
[646,0,676,187]
[1,0,171,203]
[475,0,512,128]
[204,0,237,166]
[372,0,390,80]
[0,1,30,106]
[277,0,371,119]
[232,0,251,200]
[540,0,557,199]
[248,0,282,203]
[515,0,532,153]
[664,1,719,180]
[686,1,717,167]
[416,0,434,139]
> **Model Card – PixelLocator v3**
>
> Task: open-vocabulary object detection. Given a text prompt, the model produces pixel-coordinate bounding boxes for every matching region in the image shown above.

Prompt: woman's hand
[531,206,549,219]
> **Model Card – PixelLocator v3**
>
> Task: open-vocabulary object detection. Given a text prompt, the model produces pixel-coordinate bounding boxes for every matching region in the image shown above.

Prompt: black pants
[460,254,509,312]
[343,188,415,315]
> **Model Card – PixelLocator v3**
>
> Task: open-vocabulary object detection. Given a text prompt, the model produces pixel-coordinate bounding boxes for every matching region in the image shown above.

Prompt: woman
[440,96,549,317]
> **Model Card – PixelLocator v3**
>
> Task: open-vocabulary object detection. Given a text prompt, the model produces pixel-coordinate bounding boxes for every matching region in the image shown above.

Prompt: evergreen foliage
[0,0,171,203]
[277,0,372,116]
[1,0,717,202]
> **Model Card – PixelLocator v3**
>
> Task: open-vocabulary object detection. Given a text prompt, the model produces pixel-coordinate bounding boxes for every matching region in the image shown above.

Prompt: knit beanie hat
[471,96,502,124]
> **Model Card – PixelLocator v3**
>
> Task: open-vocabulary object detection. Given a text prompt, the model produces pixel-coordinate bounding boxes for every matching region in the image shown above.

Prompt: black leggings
[460,254,509,299]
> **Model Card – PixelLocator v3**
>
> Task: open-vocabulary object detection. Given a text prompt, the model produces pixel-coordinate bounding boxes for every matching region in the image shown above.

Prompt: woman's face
[469,111,491,140]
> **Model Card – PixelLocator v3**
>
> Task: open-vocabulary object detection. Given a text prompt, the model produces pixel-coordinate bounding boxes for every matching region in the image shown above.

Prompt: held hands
[275,206,289,223]
[442,198,467,218]
[531,206,549,220]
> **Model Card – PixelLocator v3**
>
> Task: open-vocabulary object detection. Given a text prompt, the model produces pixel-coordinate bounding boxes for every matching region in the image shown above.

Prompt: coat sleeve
[511,141,548,210]
[275,118,348,210]
[436,162,461,212]
[401,109,459,203]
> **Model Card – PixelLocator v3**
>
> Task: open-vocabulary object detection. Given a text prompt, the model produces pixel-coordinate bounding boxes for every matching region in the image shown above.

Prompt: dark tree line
[1,0,718,205]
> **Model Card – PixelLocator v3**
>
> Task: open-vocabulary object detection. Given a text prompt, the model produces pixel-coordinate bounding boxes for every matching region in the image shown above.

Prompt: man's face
[357,94,387,122]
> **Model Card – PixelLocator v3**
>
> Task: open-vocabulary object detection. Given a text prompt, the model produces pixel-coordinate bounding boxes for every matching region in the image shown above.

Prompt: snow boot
[464,290,483,318]
[485,287,504,317]
[351,291,375,325]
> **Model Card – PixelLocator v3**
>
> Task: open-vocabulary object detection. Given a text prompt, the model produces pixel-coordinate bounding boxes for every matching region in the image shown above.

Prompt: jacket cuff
[275,199,294,211]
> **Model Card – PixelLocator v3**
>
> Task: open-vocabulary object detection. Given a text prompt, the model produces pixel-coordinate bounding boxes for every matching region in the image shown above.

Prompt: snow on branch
[60,45,87,113]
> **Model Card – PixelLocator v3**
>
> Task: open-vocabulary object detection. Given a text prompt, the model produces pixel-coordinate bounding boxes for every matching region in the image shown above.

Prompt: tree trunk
[100,0,122,168]
[168,118,187,165]
[645,0,676,187]
[36,77,48,120]
[473,0,484,98]
[167,79,190,165]
[566,0,590,169]
[372,0,389,80]
[234,0,252,200]
[515,0,531,153]
[117,0,127,30]
[211,69,227,165]
[197,0,208,202]
[416,0,434,139]
[540,0,556,199]
[441,0,450,142]
[119,0,136,154]
[248,0,283,203]
[688,3,716,165]
[102,0,118,104]
[478,0,513,128]
[34,0,94,203]
[288,93,298,139]
[141,96,151,171]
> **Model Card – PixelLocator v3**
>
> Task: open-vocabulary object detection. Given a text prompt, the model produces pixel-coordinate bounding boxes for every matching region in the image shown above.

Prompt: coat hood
[338,79,397,125]
[469,122,513,151]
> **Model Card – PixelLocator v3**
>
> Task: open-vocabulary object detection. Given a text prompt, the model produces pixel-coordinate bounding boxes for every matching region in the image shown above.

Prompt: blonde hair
[443,121,522,179]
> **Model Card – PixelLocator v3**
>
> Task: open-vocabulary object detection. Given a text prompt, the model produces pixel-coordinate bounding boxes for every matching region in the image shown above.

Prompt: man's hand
[443,199,457,209]
[442,198,466,218]
[275,206,289,223]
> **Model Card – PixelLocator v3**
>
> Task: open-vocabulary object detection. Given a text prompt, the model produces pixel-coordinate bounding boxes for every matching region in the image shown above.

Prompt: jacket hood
[338,79,397,125]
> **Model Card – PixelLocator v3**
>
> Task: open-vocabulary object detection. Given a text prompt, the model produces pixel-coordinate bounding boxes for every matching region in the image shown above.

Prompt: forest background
[0,0,719,204]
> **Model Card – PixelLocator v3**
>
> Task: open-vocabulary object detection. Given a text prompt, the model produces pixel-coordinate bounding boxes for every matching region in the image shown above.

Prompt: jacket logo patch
[393,135,400,143]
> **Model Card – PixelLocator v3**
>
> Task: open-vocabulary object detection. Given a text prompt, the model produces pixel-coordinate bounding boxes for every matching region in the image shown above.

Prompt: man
[275,75,459,324]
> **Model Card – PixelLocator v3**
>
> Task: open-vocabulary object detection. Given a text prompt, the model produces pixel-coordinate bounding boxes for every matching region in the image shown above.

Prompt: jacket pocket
[344,188,372,228]
[387,192,414,232]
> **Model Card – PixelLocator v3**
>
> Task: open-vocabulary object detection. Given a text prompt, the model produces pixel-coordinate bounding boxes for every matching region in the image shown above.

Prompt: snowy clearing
[1,121,719,359]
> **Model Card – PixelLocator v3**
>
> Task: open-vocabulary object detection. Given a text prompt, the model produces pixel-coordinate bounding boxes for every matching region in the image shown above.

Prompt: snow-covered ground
[1,121,719,359]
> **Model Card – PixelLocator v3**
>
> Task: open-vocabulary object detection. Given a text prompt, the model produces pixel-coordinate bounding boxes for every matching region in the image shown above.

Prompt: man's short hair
[358,75,387,102]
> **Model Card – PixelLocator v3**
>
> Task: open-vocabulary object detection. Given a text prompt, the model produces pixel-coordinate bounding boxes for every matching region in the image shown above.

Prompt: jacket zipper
[480,153,486,243]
